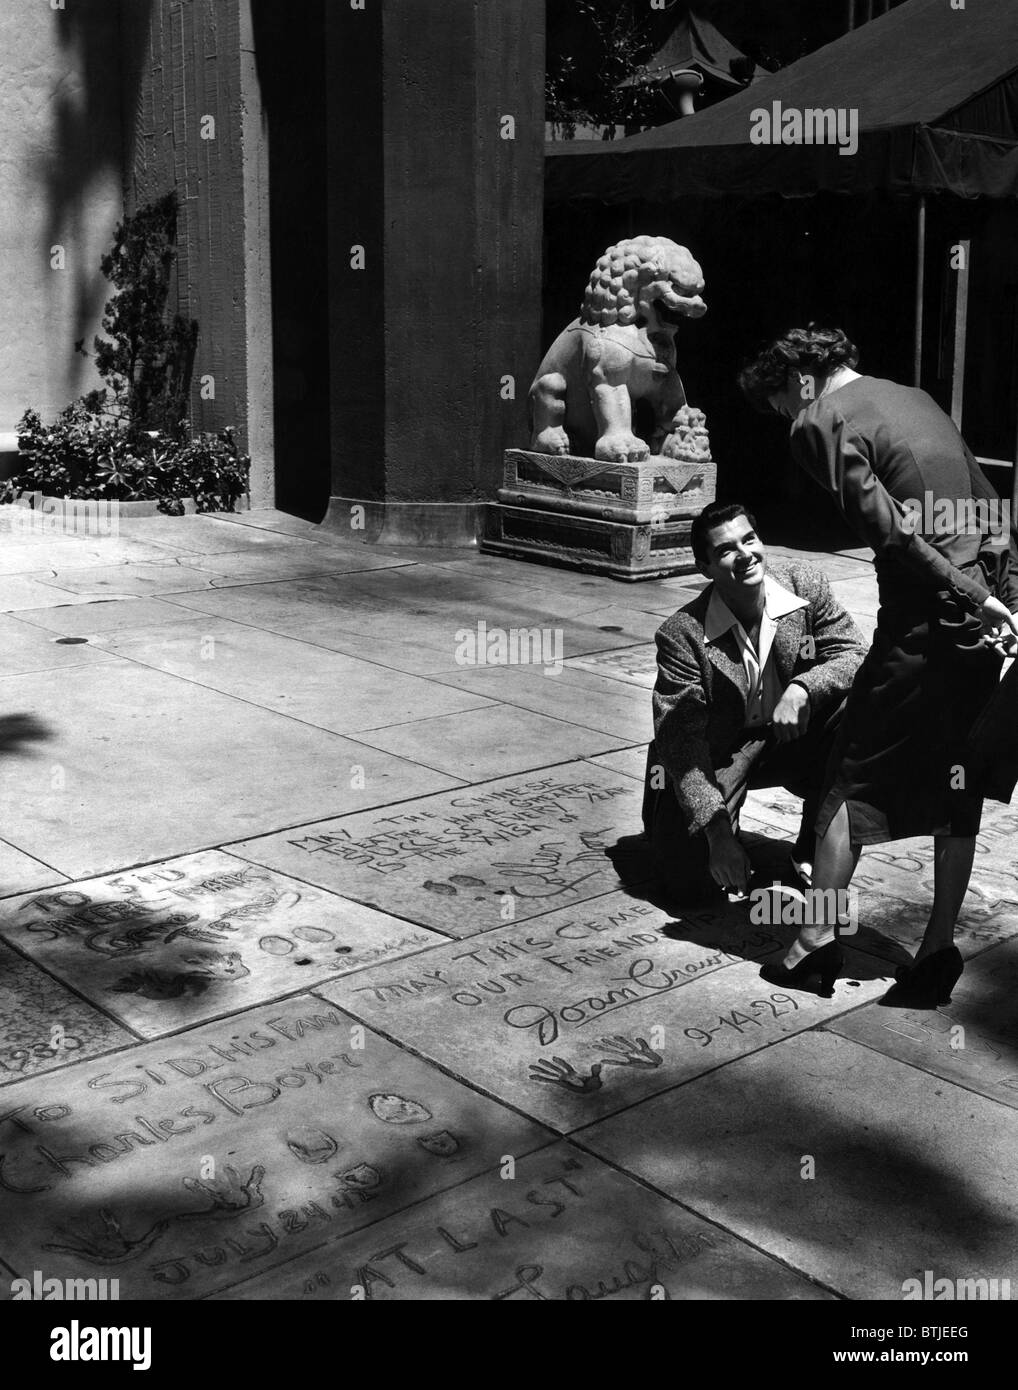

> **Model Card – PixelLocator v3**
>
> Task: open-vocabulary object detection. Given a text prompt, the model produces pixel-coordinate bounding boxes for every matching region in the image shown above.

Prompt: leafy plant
[8,407,248,513]
[545,0,659,140]
[76,191,198,438]
[7,194,249,512]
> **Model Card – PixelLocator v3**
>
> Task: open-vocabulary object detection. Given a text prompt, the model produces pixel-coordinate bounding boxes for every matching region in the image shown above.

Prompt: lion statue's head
[580,235,707,329]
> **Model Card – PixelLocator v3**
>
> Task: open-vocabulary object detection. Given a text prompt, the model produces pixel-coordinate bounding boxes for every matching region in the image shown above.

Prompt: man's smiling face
[699,514,767,605]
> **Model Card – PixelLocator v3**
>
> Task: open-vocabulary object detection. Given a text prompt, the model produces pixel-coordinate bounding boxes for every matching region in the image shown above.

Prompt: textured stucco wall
[123,0,273,506]
[0,0,125,442]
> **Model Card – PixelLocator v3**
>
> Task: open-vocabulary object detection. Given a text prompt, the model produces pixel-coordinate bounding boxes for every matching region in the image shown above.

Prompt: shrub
[80,191,199,438]
[5,193,250,513]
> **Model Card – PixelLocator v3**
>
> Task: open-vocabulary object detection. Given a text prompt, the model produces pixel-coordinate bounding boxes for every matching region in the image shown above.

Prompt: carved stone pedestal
[483,502,695,581]
[498,450,716,525]
[484,448,714,579]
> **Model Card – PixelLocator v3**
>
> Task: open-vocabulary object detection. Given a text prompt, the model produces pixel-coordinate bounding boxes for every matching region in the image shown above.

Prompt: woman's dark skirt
[816,591,1003,845]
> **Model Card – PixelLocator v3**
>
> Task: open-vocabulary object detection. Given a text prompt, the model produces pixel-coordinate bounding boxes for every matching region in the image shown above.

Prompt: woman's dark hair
[737,325,859,413]
[691,501,759,567]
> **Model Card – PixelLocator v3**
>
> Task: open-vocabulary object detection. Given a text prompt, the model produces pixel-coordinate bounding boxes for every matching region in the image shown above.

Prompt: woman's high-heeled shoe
[880,946,963,1009]
[760,940,843,999]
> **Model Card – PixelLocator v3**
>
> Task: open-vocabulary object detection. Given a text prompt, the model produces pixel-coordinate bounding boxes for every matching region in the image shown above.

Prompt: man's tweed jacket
[650,561,867,836]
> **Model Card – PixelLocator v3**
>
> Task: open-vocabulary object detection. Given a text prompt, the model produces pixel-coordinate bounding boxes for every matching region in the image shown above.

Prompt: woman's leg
[782,800,860,967]
[918,833,976,961]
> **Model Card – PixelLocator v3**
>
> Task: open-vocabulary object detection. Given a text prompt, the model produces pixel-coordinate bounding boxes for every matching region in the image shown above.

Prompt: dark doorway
[252,0,331,521]
[543,190,915,547]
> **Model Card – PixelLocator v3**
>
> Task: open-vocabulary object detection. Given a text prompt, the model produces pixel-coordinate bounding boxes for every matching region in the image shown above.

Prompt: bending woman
[738,326,1018,1007]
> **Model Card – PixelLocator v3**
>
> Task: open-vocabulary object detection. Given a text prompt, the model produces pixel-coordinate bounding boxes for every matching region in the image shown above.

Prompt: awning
[546,0,1018,203]
[618,9,757,93]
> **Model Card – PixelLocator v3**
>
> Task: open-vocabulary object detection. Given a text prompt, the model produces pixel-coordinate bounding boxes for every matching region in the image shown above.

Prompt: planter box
[2,492,199,534]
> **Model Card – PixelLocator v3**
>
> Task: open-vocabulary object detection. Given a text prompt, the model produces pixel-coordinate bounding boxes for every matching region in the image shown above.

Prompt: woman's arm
[791,409,990,610]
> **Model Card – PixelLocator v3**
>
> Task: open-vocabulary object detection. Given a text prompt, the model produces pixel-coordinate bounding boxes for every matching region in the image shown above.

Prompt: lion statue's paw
[532,427,572,456]
[595,432,650,463]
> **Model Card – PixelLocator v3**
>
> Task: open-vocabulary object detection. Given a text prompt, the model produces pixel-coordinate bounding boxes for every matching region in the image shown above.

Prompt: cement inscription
[318,891,889,1131]
[212,1145,828,1301]
[0,940,130,1085]
[227,769,644,936]
[0,996,546,1298]
[0,851,444,1038]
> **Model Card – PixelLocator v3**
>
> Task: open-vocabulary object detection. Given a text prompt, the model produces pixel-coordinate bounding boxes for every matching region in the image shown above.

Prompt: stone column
[323,0,545,545]
[123,0,274,507]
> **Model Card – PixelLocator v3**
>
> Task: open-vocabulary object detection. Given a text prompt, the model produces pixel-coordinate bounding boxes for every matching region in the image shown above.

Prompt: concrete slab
[426,555,694,621]
[54,538,217,569]
[766,549,876,583]
[0,541,87,574]
[966,809,1018,898]
[160,578,420,636]
[563,606,664,649]
[352,705,629,781]
[161,571,654,664]
[423,552,612,595]
[0,615,120,677]
[206,510,363,542]
[161,574,597,649]
[10,598,211,639]
[741,785,807,836]
[733,809,1018,969]
[88,619,495,736]
[0,839,66,898]
[213,1143,830,1301]
[190,547,400,583]
[0,661,460,879]
[0,938,131,1085]
[317,891,888,1133]
[226,765,644,937]
[36,563,221,599]
[322,563,614,620]
[283,622,482,677]
[828,935,1018,1112]
[623,597,699,619]
[829,576,880,615]
[0,517,86,543]
[107,516,289,555]
[585,746,649,784]
[0,995,548,1299]
[0,578,107,614]
[845,834,1018,966]
[126,515,409,564]
[0,851,447,1039]
[566,644,658,689]
[580,1030,1018,1300]
[425,664,653,742]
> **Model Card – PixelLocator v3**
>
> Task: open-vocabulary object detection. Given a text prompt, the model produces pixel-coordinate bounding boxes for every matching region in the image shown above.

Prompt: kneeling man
[637,501,867,903]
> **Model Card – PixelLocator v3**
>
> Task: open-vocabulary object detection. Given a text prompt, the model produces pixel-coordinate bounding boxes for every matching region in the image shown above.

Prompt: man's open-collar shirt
[703,574,809,727]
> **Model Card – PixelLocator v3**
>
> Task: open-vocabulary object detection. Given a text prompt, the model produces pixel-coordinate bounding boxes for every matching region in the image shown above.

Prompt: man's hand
[771,681,811,743]
[980,595,1018,656]
[705,819,751,896]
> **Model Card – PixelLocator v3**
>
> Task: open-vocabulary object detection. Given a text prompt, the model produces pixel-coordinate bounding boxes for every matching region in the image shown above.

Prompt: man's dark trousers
[639,699,844,904]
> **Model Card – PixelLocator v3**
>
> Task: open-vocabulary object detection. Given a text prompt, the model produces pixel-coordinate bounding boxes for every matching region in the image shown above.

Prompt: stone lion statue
[529,235,708,463]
